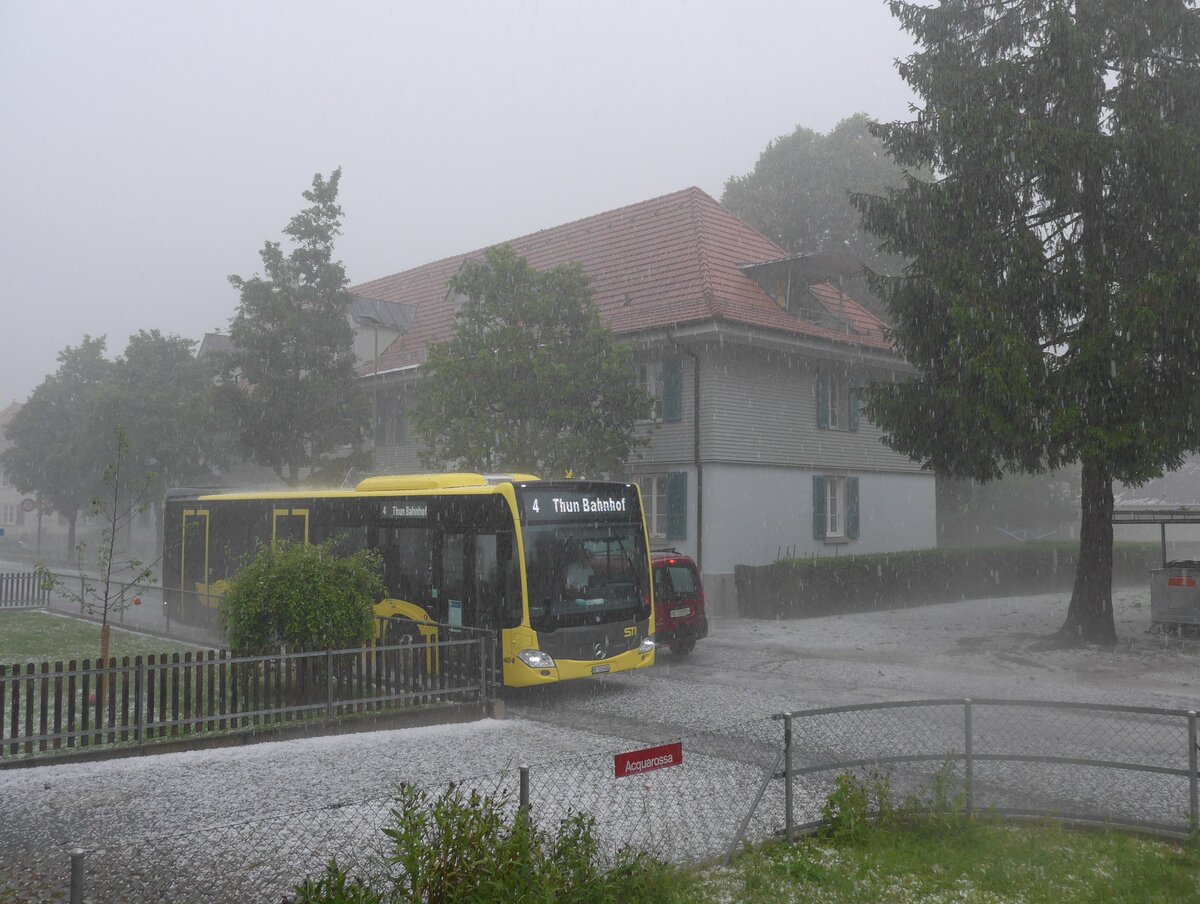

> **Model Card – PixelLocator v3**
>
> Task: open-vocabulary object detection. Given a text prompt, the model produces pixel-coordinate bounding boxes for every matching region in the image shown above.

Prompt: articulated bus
[162,473,656,687]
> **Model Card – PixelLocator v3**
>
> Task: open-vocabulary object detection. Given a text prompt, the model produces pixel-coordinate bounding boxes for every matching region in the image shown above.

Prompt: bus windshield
[523,523,648,632]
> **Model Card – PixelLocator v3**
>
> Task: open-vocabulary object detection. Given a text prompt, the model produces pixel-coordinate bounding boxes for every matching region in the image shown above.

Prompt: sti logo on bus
[382,502,429,519]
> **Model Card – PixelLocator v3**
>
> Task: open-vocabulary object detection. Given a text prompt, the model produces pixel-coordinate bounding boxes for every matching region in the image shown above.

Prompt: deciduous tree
[722,113,910,277]
[224,169,367,484]
[411,245,650,477]
[855,0,1200,643]
[2,337,112,555]
[111,330,229,551]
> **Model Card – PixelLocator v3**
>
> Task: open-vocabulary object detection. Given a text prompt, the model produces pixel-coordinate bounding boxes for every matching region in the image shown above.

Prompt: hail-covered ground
[3,586,1197,901]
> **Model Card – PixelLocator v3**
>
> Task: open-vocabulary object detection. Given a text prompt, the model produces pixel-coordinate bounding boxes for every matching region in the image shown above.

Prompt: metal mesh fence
[16,698,1200,903]
[524,715,784,866]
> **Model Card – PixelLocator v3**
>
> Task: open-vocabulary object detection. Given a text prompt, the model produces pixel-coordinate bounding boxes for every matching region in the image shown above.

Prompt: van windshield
[524,524,649,632]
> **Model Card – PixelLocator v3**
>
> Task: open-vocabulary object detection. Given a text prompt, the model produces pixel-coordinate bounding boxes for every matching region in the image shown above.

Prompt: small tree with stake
[37,428,158,697]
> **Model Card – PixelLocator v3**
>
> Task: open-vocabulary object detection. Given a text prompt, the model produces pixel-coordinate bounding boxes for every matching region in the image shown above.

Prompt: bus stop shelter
[1113,507,1200,632]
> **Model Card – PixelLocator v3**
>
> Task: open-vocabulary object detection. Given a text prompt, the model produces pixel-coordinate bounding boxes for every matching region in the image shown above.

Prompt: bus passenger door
[440,530,473,630]
[181,509,211,615]
[273,508,309,547]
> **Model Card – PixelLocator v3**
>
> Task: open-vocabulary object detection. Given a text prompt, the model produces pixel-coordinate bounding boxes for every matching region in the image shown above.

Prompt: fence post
[783,712,794,843]
[964,699,974,817]
[135,660,145,745]
[519,763,530,816]
[69,848,84,904]
[326,649,334,723]
[478,634,489,703]
[1189,710,1197,839]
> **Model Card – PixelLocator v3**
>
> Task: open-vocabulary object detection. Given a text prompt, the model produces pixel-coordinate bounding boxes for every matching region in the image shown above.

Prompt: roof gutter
[664,320,910,371]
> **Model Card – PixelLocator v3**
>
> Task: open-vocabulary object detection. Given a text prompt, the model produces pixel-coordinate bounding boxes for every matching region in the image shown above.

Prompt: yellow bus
[162,473,656,687]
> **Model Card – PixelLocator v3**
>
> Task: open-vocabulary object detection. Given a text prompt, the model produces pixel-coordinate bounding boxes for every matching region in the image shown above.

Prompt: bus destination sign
[519,487,638,524]
[381,501,429,519]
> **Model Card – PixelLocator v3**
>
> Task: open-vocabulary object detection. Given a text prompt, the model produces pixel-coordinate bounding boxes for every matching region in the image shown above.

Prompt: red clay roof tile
[352,187,891,374]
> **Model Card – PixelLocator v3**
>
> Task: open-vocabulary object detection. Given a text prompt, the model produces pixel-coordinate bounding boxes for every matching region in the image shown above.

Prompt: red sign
[20,498,35,513]
[1168,576,1196,588]
[614,741,682,778]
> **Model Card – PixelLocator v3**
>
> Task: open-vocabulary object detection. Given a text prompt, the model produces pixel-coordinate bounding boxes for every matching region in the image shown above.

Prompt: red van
[651,550,708,655]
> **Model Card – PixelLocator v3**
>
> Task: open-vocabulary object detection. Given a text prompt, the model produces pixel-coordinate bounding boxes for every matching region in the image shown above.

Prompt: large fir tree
[856,0,1200,643]
[224,169,367,484]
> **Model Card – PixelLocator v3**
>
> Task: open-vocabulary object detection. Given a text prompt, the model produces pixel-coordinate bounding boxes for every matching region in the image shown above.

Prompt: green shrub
[289,783,692,904]
[819,764,970,844]
[220,540,383,653]
[736,541,1158,618]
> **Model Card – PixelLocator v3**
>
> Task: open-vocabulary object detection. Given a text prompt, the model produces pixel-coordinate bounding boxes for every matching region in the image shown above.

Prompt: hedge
[734,542,1160,619]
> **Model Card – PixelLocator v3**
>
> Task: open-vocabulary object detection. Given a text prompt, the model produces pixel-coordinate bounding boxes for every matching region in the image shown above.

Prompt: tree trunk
[98,621,111,712]
[1060,456,1117,645]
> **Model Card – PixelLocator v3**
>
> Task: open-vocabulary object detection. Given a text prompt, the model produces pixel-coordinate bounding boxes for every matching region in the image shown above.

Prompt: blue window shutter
[848,387,860,432]
[817,374,830,429]
[847,476,860,539]
[666,471,687,540]
[662,360,683,422]
[813,475,827,539]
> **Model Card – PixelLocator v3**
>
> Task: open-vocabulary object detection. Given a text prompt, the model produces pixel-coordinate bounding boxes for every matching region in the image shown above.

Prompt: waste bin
[1150,560,1200,633]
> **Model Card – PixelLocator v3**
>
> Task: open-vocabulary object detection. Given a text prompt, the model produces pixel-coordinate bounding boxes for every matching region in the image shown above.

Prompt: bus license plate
[591,664,611,674]
[670,607,692,618]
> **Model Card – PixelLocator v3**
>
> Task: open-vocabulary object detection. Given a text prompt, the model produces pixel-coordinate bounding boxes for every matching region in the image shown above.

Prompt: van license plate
[591,664,611,674]
[670,607,692,618]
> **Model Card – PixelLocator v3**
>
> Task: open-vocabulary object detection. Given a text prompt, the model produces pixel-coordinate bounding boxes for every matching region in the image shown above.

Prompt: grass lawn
[0,610,212,665]
[694,822,1200,903]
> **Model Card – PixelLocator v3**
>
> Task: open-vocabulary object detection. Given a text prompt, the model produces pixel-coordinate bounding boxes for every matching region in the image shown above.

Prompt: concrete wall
[699,463,936,614]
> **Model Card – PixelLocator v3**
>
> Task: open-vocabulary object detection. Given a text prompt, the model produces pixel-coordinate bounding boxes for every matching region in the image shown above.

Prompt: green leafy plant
[290,783,691,904]
[291,862,379,904]
[820,764,970,845]
[220,540,383,654]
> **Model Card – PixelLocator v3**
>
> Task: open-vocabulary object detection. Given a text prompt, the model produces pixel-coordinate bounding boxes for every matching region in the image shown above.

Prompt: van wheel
[671,638,696,656]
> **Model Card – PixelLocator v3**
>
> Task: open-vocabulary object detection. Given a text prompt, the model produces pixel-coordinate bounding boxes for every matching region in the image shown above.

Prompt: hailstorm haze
[0,0,916,403]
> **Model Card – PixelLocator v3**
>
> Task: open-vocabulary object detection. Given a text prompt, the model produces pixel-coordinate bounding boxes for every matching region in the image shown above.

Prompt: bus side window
[378,525,436,608]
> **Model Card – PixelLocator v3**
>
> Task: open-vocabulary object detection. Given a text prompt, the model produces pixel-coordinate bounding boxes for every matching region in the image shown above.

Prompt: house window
[379,397,405,446]
[817,373,860,432]
[640,363,664,421]
[639,360,682,423]
[2,504,16,526]
[827,477,844,538]
[639,472,687,540]
[813,475,859,542]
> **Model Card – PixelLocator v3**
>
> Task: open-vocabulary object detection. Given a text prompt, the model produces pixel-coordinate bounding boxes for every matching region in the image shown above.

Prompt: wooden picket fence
[0,572,49,609]
[0,634,493,759]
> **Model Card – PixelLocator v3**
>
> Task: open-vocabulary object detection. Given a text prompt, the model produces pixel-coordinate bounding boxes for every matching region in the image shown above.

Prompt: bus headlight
[639,638,655,654]
[518,649,556,669]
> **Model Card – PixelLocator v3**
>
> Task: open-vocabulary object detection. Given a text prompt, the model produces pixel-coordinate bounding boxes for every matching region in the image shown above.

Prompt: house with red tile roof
[352,187,935,612]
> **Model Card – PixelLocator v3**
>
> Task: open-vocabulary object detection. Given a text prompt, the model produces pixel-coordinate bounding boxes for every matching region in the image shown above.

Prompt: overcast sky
[0,0,916,403]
